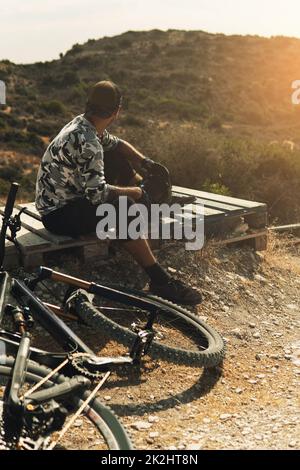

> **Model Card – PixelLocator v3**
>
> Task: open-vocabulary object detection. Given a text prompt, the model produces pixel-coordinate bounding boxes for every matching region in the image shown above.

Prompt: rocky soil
[13,235,300,450]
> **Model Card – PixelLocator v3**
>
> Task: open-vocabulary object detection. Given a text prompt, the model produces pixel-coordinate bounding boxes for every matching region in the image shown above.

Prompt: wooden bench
[0,186,268,268]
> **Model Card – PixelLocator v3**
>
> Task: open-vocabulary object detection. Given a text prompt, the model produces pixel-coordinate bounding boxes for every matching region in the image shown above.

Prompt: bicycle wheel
[0,355,132,450]
[68,286,225,368]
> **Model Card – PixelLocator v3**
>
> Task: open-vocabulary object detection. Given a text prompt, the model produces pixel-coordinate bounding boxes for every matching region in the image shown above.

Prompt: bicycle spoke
[48,371,111,450]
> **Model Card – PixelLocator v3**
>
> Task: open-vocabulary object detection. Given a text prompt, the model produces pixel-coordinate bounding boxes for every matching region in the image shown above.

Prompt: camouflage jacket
[35,114,119,216]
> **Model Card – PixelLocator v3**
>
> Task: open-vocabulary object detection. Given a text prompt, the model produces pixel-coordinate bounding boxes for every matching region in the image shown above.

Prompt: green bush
[0,164,23,181]
[121,114,145,127]
[202,180,231,196]
[124,125,300,223]
[0,112,23,128]
[68,85,86,104]
[60,71,80,86]
[118,38,132,49]
[40,100,66,116]
[0,178,10,198]
[103,43,118,52]
[27,119,58,136]
[0,117,7,129]
[148,43,160,58]
[155,98,208,119]
[0,129,45,154]
[67,43,84,55]
[74,54,101,67]
[205,115,222,130]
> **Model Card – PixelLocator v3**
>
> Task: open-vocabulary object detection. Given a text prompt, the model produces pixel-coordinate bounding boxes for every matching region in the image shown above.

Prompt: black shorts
[41,148,138,238]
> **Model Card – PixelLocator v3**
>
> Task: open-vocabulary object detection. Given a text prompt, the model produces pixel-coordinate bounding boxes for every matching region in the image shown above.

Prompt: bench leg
[244,212,268,229]
[250,234,268,251]
[82,243,109,261]
[23,252,44,268]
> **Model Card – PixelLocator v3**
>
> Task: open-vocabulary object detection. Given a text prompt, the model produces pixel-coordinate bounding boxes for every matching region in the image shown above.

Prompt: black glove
[141,158,155,173]
[141,158,167,176]
[140,159,172,204]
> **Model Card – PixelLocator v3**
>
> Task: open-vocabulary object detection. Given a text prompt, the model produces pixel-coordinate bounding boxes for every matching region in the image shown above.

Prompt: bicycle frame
[1,267,159,371]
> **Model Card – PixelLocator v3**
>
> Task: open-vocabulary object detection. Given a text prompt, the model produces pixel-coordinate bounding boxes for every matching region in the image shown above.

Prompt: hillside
[1,30,300,222]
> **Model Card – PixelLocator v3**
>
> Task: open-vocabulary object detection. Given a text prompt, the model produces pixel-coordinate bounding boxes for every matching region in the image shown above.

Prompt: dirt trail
[19,237,300,450]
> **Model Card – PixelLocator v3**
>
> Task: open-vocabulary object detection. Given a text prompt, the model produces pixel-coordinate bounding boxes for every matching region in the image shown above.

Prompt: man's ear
[115,106,121,119]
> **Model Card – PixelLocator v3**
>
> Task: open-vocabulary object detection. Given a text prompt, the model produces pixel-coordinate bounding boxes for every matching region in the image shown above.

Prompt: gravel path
[13,238,300,450]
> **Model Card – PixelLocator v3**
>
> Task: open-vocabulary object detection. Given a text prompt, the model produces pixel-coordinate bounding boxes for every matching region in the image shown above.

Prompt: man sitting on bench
[35,80,202,305]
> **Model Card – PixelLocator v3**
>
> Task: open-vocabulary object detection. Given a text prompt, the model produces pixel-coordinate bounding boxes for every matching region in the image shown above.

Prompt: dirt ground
[13,235,300,450]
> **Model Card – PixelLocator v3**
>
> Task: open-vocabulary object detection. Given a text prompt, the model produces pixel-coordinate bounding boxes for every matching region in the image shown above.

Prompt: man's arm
[77,136,143,204]
[107,185,142,201]
[116,139,146,171]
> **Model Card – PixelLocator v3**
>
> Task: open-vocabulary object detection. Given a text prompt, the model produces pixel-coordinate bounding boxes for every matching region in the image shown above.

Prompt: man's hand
[129,186,143,201]
[108,185,143,201]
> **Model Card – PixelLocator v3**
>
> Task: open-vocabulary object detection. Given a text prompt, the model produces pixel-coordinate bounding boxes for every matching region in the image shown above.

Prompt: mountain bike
[0,182,225,450]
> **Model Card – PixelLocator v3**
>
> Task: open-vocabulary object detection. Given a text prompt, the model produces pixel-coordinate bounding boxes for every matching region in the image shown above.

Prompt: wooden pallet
[171,186,268,250]
[0,186,268,268]
[269,223,300,235]
[0,204,109,269]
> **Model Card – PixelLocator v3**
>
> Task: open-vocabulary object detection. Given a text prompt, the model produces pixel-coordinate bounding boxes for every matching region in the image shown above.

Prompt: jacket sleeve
[76,134,113,205]
[101,129,120,152]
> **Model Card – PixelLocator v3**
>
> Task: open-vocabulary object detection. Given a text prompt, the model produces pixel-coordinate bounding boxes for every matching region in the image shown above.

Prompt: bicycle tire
[71,288,225,368]
[0,355,133,450]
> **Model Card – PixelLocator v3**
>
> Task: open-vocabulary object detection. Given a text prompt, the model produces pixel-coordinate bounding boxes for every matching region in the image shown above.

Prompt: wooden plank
[269,223,300,233]
[16,204,108,246]
[3,249,20,269]
[19,193,264,222]
[3,239,17,257]
[23,199,225,217]
[18,212,72,245]
[16,203,42,221]
[15,194,258,242]
[0,207,72,245]
[175,201,223,218]
[217,229,268,246]
[173,186,267,211]
[172,191,247,213]
[6,225,50,252]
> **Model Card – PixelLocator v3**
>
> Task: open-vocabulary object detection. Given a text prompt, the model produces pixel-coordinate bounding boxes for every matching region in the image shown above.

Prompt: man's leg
[104,148,139,186]
[123,238,172,283]
[122,237,202,305]
[42,198,98,237]
[123,238,156,268]
[111,192,202,305]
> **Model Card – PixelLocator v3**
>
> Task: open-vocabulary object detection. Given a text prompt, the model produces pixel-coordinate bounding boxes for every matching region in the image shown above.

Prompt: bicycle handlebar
[4,182,19,218]
[0,182,19,270]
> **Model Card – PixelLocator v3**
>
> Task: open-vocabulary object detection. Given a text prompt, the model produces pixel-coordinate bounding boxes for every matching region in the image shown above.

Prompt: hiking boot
[149,278,202,305]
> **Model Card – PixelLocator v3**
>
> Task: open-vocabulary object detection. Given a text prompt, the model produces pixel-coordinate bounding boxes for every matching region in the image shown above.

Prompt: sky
[1,0,300,63]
